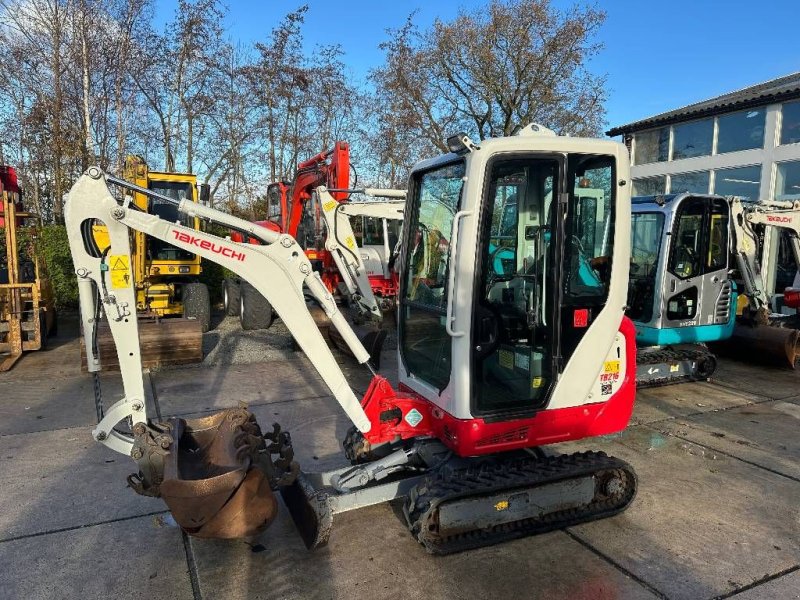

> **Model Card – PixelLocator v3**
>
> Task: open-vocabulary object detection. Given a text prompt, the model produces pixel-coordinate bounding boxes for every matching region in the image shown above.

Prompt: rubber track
[636,346,715,388]
[404,451,636,555]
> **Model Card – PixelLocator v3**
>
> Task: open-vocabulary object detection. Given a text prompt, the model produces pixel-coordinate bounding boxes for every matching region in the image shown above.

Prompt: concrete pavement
[1,316,798,599]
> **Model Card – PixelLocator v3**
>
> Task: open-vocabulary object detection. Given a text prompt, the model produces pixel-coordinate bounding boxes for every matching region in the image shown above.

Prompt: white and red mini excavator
[65,124,637,554]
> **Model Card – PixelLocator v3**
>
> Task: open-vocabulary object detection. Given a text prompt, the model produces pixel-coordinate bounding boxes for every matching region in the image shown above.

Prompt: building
[608,72,800,296]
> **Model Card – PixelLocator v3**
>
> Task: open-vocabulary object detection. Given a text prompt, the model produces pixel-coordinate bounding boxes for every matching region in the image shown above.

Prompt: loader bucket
[81,317,203,371]
[716,323,800,369]
[147,409,279,538]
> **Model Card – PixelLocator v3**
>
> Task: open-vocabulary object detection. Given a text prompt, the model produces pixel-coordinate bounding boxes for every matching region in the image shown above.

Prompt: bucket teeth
[129,408,297,539]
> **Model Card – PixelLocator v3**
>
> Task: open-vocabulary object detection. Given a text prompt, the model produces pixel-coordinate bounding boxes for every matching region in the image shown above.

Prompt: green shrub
[38,225,78,308]
[1,224,77,308]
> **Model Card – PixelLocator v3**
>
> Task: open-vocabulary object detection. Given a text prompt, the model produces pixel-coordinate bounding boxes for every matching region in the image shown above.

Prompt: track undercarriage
[280,428,637,554]
[636,345,718,388]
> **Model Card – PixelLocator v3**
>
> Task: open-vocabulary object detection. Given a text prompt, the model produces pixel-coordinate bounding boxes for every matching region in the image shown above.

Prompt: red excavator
[222,142,350,329]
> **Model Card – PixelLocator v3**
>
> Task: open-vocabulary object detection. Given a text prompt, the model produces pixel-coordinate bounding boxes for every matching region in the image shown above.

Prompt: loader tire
[183,283,211,333]
[38,309,49,350]
[223,278,240,317]
[47,308,58,337]
[240,282,273,330]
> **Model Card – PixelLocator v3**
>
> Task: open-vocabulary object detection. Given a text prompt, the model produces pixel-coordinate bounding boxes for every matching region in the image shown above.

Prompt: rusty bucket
[717,323,800,369]
[133,408,279,539]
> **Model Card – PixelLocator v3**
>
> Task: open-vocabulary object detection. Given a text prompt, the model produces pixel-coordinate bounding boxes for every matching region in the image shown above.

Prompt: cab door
[663,197,731,328]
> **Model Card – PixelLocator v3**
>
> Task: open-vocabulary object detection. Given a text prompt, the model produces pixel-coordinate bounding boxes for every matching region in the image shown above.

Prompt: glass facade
[632,176,666,196]
[634,128,669,165]
[670,171,709,194]
[713,165,761,199]
[672,119,713,159]
[775,160,800,202]
[717,109,765,153]
[781,101,800,145]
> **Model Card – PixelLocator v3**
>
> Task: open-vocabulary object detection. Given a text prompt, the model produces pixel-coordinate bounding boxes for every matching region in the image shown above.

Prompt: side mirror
[199,183,210,206]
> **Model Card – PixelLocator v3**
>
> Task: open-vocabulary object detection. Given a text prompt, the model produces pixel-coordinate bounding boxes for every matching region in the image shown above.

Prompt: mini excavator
[629,193,800,386]
[66,125,637,554]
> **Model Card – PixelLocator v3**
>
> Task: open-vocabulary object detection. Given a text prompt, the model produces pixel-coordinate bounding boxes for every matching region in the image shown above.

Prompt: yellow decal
[499,350,514,370]
[494,500,509,511]
[109,255,131,289]
[670,364,680,372]
[323,200,337,212]
[345,236,356,249]
[531,377,544,388]
[603,360,620,374]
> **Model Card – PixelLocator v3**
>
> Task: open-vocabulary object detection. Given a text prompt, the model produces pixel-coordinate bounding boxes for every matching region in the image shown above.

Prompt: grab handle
[445,210,473,337]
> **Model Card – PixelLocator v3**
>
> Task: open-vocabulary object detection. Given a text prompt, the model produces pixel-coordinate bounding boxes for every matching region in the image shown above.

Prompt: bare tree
[135,0,224,172]
[372,0,608,161]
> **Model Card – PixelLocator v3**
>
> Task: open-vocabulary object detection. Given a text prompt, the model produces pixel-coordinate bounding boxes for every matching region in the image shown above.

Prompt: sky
[155,0,800,135]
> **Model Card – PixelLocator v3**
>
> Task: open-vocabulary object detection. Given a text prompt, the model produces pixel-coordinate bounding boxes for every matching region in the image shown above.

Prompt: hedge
[2,224,226,308]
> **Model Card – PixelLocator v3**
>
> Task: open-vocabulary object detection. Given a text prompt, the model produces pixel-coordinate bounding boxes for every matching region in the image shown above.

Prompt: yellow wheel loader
[81,156,211,369]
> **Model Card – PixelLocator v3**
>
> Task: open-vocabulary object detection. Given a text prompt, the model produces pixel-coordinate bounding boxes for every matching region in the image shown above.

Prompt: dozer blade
[81,317,203,371]
[130,408,286,539]
[714,323,800,369]
[279,472,334,550]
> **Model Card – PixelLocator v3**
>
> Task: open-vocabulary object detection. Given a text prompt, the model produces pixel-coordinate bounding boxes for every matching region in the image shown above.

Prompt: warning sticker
[404,408,423,427]
[499,350,514,370]
[323,200,337,212]
[531,377,544,389]
[345,236,356,249]
[109,255,131,289]
[603,360,620,374]
[515,352,530,371]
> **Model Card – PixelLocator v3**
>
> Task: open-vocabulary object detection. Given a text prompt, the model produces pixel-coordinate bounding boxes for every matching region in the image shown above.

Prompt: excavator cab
[395,126,634,454]
[629,193,736,384]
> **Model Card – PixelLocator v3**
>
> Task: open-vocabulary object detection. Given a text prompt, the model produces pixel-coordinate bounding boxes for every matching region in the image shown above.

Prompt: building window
[775,161,800,201]
[632,176,666,196]
[780,101,800,145]
[713,165,761,200]
[717,109,765,153]
[672,119,713,160]
[634,128,669,165]
[670,171,710,194]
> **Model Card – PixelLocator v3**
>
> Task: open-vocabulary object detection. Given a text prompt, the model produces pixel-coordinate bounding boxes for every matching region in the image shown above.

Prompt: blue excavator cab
[628,193,737,385]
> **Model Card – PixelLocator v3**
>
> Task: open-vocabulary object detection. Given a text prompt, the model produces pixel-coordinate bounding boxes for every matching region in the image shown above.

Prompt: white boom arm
[317,186,404,319]
[730,197,800,314]
[65,168,373,456]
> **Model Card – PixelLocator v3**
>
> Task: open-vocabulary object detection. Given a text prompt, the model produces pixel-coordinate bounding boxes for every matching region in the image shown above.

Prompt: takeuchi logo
[171,230,246,261]
[766,215,792,224]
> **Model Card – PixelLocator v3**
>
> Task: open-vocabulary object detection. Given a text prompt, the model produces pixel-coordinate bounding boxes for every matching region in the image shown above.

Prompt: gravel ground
[200,307,397,367]
[201,312,297,365]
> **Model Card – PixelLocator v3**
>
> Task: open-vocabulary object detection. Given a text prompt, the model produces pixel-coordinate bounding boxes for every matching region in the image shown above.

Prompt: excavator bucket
[307,304,388,369]
[715,323,800,369]
[130,408,289,539]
